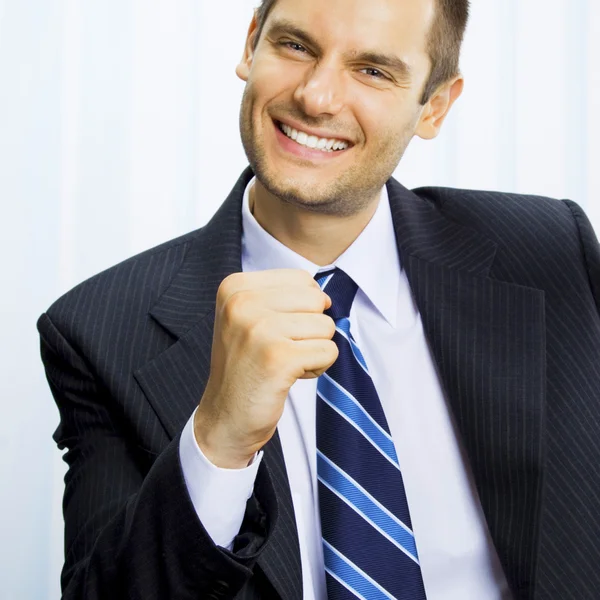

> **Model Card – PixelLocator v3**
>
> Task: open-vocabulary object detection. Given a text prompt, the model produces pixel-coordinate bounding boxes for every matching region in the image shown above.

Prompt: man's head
[236,0,468,217]
[252,0,469,106]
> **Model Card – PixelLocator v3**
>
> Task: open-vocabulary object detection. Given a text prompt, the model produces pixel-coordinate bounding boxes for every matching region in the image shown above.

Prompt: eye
[280,41,308,54]
[360,67,389,80]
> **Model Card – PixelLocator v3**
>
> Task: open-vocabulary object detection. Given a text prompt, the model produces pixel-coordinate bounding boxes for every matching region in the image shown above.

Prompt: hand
[194,269,338,468]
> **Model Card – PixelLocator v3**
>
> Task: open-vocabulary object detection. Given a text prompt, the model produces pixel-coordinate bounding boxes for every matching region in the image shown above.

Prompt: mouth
[274,119,353,154]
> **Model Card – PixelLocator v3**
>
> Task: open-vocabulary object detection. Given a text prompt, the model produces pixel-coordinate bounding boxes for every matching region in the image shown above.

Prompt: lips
[270,116,354,162]
[277,121,349,153]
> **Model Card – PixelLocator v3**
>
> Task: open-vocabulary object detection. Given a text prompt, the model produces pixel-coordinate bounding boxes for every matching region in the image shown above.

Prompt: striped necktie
[315,267,427,599]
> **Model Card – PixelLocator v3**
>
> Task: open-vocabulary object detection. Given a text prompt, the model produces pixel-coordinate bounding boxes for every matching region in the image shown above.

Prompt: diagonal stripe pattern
[316,268,427,599]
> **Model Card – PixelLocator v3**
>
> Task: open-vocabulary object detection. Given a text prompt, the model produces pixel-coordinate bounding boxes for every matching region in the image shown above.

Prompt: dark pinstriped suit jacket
[38,167,600,600]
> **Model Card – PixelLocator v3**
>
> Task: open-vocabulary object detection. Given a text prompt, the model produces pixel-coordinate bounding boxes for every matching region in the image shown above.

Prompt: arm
[38,312,276,600]
[563,200,600,314]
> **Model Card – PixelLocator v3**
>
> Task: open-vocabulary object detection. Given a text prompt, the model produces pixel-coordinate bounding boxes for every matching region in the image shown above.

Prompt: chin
[263,173,333,209]
[263,170,370,217]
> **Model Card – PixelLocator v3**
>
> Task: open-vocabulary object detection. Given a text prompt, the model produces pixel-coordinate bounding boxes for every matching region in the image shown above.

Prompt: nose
[293,61,345,117]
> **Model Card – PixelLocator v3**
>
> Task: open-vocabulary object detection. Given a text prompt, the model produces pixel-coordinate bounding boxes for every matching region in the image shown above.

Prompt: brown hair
[252,0,470,105]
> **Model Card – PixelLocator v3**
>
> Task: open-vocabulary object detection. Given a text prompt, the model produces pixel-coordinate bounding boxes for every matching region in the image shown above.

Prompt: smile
[276,121,350,153]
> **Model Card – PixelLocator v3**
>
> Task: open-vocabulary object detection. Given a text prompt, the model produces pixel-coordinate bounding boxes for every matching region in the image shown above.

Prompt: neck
[249,180,381,266]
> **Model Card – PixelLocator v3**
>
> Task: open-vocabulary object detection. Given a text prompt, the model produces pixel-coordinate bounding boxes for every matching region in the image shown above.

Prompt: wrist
[194,408,256,469]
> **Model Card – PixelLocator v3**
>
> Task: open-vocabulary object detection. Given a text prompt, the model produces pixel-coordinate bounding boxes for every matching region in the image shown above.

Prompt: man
[38,0,600,598]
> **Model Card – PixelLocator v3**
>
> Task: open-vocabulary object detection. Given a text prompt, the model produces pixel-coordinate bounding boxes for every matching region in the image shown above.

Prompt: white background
[0,1,598,598]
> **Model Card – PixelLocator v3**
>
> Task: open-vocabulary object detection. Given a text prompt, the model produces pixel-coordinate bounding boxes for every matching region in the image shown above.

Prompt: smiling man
[38,0,600,599]
[238,0,461,236]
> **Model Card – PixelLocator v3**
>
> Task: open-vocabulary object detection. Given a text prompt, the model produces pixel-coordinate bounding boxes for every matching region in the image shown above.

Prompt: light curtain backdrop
[0,1,598,598]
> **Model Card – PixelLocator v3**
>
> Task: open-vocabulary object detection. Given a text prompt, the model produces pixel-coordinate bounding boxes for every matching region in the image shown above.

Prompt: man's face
[237,0,438,216]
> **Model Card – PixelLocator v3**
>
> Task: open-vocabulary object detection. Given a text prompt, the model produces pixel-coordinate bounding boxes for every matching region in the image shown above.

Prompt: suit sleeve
[38,311,277,600]
[563,199,600,315]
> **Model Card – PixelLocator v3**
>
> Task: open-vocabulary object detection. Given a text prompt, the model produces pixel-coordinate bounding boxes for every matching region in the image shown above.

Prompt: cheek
[249,57,303,106]
[355,97,419,148]
[356,109,399,147]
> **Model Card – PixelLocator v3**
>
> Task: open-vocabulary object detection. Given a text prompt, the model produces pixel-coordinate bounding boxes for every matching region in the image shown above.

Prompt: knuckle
[308,287,326,307]
[261,342,286,370]
[326,339,339,359]
[325,316,336,337]
[222,290,248,322]
[298,270,321,291]
[303,270,319,285]
[217,275,237,306]
[245,317,267,343]
[219,272,241,294]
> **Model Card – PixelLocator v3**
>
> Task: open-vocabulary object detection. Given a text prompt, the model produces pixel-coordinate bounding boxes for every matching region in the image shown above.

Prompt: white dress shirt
[179,178,512,599]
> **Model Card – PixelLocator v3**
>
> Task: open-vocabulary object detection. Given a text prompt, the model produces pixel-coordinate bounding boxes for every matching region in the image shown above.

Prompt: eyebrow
[265,19,412,81]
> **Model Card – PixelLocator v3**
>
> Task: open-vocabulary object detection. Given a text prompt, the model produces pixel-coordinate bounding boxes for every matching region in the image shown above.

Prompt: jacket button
[209,579,230,597]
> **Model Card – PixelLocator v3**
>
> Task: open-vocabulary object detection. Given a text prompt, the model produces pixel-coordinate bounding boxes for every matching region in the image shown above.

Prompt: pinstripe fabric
[38,167,600,599]
[405,185,600,599]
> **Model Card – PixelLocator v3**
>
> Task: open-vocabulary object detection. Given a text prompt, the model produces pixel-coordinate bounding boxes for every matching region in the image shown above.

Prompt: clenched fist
[194,269,338,468]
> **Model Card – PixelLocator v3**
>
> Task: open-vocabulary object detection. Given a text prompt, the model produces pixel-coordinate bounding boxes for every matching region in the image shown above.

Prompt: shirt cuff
[179,407,264,550]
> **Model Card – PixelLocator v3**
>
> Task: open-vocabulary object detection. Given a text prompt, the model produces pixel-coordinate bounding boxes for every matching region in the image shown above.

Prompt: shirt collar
[241,178,401,327]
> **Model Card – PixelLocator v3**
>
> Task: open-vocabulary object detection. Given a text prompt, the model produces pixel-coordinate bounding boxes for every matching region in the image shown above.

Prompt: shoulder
[412,186,600,307]
[41,227,205,339]
[412,186,587,256]
[412,186,575,236]
[39,168,249,346]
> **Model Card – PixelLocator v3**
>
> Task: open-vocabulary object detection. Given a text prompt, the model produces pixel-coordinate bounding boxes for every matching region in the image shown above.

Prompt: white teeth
[297,131,308,145]
[280,122,349,152]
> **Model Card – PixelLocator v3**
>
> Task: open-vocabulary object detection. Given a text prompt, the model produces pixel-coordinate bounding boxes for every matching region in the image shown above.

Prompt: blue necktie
[316,268,427,599]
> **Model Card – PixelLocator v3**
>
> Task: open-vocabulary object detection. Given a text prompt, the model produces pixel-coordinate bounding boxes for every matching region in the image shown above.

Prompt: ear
[414,75,464,140]
[235,11,260,82]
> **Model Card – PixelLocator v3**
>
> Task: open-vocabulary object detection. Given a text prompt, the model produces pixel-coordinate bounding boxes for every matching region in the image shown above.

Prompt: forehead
[265,0,435,60]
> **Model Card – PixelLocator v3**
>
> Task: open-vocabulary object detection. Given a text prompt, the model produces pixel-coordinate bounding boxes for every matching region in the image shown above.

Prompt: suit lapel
[134,167,302,600]
[134,169,250,439]
[387,180,545,600]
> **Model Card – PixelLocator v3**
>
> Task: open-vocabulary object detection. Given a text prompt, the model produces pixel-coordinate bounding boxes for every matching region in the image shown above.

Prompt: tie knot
[315,268,358,320]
